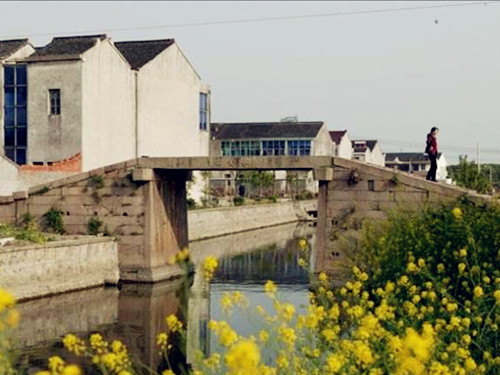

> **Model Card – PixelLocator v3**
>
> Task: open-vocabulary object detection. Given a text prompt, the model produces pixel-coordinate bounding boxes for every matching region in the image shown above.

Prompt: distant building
[351,140,385,166]
[329,130,353,159]
[0,35,210,196]
[385,152,448,181]
[209,121,333,197]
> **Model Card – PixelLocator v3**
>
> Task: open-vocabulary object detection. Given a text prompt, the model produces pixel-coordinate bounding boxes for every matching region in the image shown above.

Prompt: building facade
[351,140,385,166]
[209,121,333,197]
[0,35,210,195]
[329,130,353,159]
[385,152,448,182]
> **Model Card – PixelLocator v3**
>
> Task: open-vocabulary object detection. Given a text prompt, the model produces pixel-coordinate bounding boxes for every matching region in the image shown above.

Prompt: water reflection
[14,222,315,373]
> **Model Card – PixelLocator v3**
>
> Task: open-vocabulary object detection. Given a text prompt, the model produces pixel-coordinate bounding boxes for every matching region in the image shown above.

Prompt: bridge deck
[136,156,334,170]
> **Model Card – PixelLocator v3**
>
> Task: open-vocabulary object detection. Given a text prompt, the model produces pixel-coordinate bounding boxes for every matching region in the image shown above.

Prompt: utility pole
[477,142,481,174]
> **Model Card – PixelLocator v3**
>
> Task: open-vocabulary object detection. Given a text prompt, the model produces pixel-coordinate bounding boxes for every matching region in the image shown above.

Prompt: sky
[2,1,500,164]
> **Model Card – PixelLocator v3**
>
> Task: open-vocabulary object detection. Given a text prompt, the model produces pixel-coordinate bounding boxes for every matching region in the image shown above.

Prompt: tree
[447,155,492,194]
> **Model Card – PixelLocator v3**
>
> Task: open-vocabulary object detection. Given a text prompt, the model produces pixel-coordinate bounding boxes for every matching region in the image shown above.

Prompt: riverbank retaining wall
[0,236,118,301]
[188,200,315,241]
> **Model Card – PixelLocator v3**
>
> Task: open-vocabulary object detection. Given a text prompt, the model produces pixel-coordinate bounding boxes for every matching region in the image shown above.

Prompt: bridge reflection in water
[14,222,316,373]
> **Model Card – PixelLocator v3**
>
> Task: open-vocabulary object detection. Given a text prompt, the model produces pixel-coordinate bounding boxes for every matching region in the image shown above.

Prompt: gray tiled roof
[0,39,29,60]
[352,140,378,152]
[211,122,324,140]
[385,152,442,162]
[114,39,174,70]
[26,35,106,60]
[329,130,347,144]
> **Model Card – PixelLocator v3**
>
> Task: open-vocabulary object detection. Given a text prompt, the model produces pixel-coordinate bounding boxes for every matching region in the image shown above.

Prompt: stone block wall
[315,157,491,272]
[0,237,118,301]
[0,159,188,282]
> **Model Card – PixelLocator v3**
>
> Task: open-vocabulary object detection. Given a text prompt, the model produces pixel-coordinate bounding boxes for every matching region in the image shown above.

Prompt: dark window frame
[199,92,208,131]
[49,89,61,115]
[3,64,27,164]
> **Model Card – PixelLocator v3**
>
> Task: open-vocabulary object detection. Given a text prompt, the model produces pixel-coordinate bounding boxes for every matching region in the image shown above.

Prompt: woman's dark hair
[430,127,439,133]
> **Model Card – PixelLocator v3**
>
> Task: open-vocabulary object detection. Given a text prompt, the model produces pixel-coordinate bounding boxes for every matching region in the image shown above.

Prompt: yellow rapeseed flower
[202,256,218,281]
[298,238,308,250]
[264,280,277,296]
[452,207,463,219]
[225,339,260,375]
[166,314,183,332]
[473,285,484,298]
[62,365,82,375]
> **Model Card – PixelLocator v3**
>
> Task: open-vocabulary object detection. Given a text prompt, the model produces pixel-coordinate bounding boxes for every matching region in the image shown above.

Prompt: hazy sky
[2,1,500,163]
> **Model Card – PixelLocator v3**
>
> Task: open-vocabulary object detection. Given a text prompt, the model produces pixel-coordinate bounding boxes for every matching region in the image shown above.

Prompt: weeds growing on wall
[88,217,103,236]
[43,208,65,234]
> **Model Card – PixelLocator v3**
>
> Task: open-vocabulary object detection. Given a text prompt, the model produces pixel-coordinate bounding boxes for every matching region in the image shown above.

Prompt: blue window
[287,140,311,156]
[3,64,27,164]
[199,93,208,130]
[262,140,285,156]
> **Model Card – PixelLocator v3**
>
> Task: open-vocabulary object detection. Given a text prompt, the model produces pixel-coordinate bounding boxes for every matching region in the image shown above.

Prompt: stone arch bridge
[0,156,488,282]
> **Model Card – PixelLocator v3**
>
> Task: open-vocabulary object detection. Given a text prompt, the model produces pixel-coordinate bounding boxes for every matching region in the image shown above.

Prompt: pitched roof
[25,35,106,61]
[114,39,174,70]
[352,140,378,152]
[385,152,442,162]
[329,130,347,144]
[0,39,29,60]
[211,122,324,140]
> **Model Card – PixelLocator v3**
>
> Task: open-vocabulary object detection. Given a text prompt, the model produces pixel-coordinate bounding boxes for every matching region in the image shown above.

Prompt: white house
[351,140,385,167]
[385,152,448,182]
[209,121,333,196]
[329,130,353,159]
[0,35,210,196]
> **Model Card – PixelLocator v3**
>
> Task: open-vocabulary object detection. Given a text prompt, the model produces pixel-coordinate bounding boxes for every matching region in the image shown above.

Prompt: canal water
[13,222,316,374]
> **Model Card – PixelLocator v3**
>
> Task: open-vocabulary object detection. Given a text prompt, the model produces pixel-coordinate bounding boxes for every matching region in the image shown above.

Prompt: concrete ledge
[0,236,119,301]
[313,167,334,181]
[132,168,154,182]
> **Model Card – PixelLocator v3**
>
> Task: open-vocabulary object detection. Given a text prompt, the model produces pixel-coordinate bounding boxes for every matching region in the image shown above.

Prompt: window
[262,140,285,156]
[287,140,311,156]
[199,93,208,130]
[49,89,61,115]
[3,64,27,164]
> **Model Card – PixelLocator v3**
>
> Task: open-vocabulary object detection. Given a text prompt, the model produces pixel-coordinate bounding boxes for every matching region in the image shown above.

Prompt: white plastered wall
[136,43,210,158]
[81,39,136,171]
[27,60,82,163]
[337,133,353,159]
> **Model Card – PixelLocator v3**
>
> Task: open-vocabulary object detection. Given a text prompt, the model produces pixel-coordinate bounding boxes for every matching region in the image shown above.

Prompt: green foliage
[268,195,278,203]
[390,174,399,185]
[233,196,245,206]
[186,198,197,210]
[32,186,49,195]
[237,171,274,189]
[447,155,492,194]
[89,175,105,189]
[88,217,103,235]
[346,196,500,363]
[0,218,47,244]
[295,190,314,200]
[43,208,65,234]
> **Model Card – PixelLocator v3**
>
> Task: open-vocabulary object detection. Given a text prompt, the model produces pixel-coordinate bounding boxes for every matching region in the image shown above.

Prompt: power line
[3,1,498,40]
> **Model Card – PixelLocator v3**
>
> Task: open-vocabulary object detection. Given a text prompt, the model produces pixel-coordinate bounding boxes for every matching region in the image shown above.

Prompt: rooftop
[386,152,443,162]
[0,39,29,60]
[25,35,107,61]
[114,39,174,70]
[211,122,325,140]
[329,130,348,144]
[352,140,378,152]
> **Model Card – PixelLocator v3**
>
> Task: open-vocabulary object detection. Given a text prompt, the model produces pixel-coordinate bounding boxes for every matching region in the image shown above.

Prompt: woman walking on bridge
[426,127,439,182]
